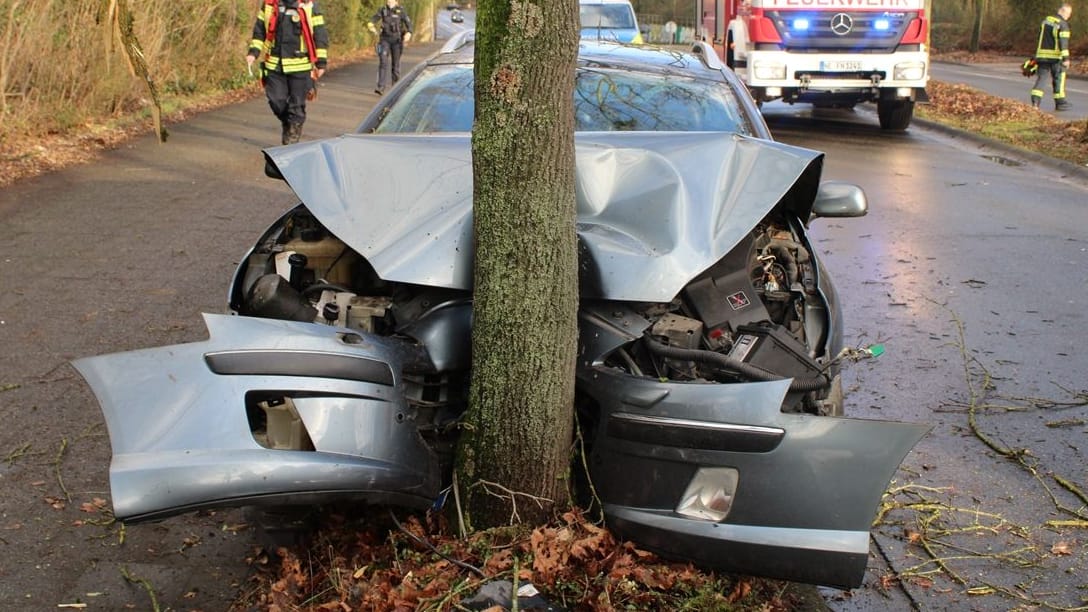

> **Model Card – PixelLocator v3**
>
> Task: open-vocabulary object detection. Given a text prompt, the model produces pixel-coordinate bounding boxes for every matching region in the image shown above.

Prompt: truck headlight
[894,62,926,81]
[675,467,738,522]
[753,61,787,80]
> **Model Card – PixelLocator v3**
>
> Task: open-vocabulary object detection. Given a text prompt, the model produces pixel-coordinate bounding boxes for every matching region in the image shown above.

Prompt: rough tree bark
[454,0,580,529]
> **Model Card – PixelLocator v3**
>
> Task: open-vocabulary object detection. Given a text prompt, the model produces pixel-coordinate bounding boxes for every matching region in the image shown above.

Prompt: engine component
[682,232,770,334]
[282,235,357,286]
[313,289,392,332]
[650,314,704,350]
[246,274,318,322]
[728,324,823,386]
[288,253,308,290]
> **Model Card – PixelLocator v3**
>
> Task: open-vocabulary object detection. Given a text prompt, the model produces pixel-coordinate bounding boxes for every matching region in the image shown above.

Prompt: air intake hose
[643,334,829,392]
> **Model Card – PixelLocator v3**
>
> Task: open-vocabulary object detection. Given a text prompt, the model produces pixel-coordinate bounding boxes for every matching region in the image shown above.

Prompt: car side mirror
[811,181,867,219]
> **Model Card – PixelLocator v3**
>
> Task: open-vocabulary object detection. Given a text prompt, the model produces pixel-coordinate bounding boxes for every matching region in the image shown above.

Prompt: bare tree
[454,0,581,529]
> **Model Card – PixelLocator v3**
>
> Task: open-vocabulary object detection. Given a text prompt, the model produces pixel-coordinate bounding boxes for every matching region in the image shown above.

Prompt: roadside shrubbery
[0,0,406,143]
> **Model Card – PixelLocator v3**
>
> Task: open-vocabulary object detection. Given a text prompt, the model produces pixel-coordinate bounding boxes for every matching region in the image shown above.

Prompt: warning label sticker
[727,291,751,310]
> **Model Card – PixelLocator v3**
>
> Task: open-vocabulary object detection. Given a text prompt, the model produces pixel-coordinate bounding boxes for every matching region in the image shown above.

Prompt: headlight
[753,61,787,80]
[894,62,926,81]
[675,467,738,522]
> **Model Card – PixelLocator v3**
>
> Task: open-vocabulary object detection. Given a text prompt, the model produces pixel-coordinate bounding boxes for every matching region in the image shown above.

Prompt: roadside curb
[932,59,1088,82]
[912,114,1088,185]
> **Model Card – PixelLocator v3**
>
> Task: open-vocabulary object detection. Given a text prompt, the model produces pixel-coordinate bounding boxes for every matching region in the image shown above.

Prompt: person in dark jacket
[246,0,329,144]
[1031,3,1073,111]
[368,0,413,95]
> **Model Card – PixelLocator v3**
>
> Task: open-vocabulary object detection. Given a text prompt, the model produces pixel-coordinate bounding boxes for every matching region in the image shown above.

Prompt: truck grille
[768,11,919,54]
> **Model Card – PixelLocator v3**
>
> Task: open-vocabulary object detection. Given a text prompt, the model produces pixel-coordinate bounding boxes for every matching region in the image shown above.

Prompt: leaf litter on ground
[235,506,817,611]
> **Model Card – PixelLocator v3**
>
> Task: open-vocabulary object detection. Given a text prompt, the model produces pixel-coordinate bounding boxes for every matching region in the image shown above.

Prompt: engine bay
[232,204,837,420]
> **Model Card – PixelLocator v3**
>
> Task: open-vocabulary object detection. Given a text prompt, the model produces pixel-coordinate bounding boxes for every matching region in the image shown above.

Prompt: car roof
[433,34,727,81]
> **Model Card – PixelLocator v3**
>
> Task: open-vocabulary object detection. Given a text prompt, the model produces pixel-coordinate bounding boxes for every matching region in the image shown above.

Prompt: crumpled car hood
[264,132,823,302]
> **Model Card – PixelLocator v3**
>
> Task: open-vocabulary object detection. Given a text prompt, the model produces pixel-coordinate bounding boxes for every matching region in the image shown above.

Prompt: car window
[372,65,753,135]
[580,4,636,29]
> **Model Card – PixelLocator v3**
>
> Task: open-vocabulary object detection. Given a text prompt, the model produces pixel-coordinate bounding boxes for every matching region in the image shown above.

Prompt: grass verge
[918,80,1088,167]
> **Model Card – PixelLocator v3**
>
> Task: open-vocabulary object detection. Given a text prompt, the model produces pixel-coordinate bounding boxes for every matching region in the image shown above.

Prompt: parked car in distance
[73,34,927,590]
[450,8,463,23]
[579,0,642,44]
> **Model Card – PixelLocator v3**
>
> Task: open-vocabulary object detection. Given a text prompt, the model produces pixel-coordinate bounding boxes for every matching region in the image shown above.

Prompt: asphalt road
[931,60,1088,120]
[2,39,1086,611]
[761,101,1088,611]
[435,5,475,38]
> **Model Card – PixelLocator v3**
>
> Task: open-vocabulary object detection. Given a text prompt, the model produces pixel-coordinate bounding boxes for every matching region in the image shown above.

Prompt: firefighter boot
[280,121,291,145]
[286,123,304,144]
[1056,100,1072,112]
[1030,96,1041,109]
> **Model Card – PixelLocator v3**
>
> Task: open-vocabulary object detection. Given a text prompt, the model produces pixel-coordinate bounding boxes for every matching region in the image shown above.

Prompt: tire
[877,99,914,131]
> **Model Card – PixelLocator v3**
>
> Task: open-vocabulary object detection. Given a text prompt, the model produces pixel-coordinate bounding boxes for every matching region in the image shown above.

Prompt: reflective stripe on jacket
[249,0,329,73]
[1035,14,1071,61]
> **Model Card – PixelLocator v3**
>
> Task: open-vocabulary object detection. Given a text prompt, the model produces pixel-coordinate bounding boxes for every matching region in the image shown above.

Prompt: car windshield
[580,4,636,28]
[371,64,753,135]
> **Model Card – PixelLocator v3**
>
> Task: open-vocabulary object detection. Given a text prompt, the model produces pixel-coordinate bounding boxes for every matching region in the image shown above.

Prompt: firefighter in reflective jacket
[246,0,329,144]
[1031,3,1073,111]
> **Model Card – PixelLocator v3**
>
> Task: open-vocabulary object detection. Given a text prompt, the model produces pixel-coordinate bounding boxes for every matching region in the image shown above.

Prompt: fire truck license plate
[821,61,863,71]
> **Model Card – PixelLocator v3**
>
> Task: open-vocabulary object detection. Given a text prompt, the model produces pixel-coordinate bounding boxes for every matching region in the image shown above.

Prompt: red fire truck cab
[698,0,929,130]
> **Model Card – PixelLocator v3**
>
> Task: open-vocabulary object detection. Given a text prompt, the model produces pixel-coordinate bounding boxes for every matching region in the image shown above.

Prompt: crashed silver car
[74,37,927,588]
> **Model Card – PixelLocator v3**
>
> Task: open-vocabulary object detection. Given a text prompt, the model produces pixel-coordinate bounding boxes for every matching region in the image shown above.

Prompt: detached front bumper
[580,366,928,588]
[73,314,442,522]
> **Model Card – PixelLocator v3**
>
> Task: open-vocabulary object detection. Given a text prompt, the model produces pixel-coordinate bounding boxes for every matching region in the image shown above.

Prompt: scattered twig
[875,300,1088,609]
[54,438,70,502]
[119,566,160,612]
[937,300,1088,521]
[1053,475,1088,508]
[1045,419,1086,428]
[388,509,485,579]
[417,575,483,611]
[469,480,551,526]
[1045,520,1088,529]
[5,442,31,464]
[573,417,603,525]
[453,472,467,539]
[975,580,1088,612]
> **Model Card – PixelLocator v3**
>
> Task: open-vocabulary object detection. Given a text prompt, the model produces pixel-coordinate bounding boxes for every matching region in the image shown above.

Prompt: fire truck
[698,0,929,130]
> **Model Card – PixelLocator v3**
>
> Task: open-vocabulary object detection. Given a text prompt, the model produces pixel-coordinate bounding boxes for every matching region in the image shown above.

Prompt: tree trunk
[968,0,984,52]
[455,0,580,529]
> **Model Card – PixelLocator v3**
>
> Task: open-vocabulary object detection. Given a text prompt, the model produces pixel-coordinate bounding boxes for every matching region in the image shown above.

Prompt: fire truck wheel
[877,99,914,131]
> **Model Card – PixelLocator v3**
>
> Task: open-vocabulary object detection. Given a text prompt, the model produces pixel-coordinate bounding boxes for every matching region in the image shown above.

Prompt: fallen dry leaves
[1051,541,1074,556]
[236,507,805,611]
